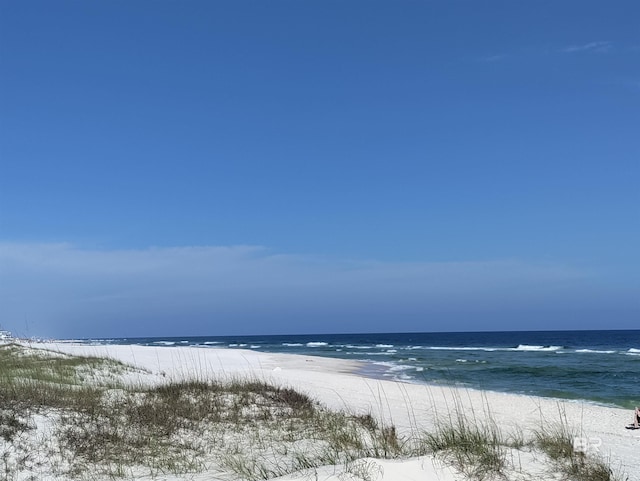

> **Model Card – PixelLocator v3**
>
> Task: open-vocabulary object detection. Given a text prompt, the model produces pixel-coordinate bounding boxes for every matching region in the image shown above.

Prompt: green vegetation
[422,408,506,480]
[0,343,130,411]
[534,409,625,481]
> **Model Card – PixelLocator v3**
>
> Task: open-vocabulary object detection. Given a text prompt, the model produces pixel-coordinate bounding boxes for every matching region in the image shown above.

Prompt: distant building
[0,330,13,340]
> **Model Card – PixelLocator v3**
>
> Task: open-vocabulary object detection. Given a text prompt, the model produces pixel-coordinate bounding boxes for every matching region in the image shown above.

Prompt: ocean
[71,330,640,409]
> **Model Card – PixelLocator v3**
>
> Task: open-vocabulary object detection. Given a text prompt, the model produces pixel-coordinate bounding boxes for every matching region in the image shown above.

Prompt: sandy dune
[25,342,639,481]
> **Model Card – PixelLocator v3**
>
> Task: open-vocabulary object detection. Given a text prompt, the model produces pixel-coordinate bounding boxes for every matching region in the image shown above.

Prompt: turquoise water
[73,330,640,408]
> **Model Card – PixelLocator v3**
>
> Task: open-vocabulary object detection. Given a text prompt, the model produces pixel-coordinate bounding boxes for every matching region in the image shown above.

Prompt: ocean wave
[352,352,395,356]
[412,344,566,353]
[575,349,616,354]
[376,344,394,348]
[423,344,565,352]
[282,343,304,347]
[513,344,563,352]
[384,364,413,372]
[250,345,260,349]
[426,346,498,352]
[345,345,372,349]
[626,348,640,356]
[306,342,328,347]
[203,341,221,345]
[152,341,176,346]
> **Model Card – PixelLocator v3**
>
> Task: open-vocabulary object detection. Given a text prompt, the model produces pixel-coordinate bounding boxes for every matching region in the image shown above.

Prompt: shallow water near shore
[70,330,640,409]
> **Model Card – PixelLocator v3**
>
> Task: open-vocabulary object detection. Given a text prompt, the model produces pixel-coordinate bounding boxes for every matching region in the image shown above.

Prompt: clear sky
[1,1,638,338]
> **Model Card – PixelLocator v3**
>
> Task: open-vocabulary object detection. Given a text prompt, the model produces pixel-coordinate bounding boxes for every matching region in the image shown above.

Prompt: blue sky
[1,1,638,338]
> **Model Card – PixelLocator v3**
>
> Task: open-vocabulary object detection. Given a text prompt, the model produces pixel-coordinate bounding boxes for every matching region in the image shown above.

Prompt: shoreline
[34,330,640,411]
[26,341,640,479]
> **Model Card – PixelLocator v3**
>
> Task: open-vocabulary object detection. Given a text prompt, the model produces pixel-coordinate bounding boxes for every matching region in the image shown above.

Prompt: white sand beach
[9,342,640,481]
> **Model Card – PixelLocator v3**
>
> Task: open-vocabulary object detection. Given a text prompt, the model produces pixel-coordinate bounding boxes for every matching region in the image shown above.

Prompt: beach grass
[0,343,628,481]
[0,343,409,479]
[421,406,507,479]
[534,407,625,481]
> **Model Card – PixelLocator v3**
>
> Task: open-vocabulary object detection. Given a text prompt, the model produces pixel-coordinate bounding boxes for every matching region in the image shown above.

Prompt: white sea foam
[374,362,412,371]
[514,344,543,351]
[376,344,394,348]
[412,344,564,353]
[626,348,640,356]
[514,344,563,352]
[356,352,395,356]
[575,349,616,354]
[388,364,413,372]
[250,345,260,349]
[203,341,221,345]
[427,346,498,352]
[306,342,328,347]
[282,343,303,347]
[153,341,176,346]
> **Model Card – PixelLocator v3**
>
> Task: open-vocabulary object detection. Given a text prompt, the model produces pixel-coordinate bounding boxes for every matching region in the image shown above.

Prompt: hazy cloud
[0,243,627,338]
[562,41,612,54]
